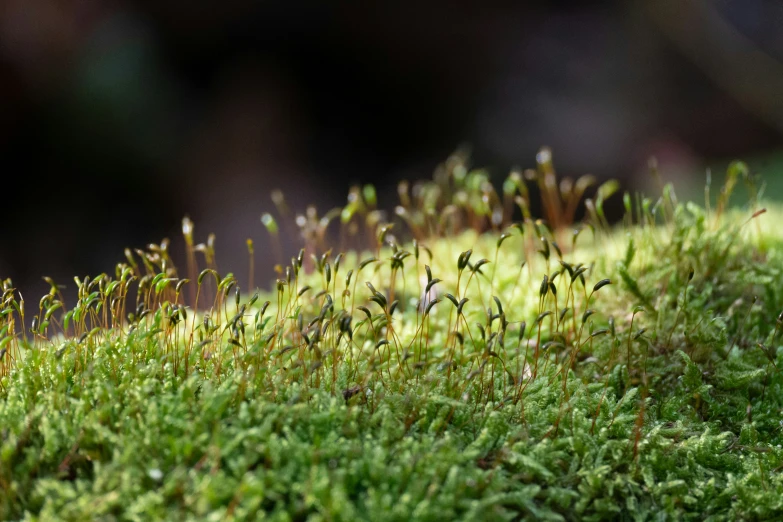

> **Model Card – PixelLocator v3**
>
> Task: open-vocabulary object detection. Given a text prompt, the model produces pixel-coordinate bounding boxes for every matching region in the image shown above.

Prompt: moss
[1,151,783,520]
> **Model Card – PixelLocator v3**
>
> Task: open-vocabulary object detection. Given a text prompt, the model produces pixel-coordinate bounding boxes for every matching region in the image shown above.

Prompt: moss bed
[2,152,783,521]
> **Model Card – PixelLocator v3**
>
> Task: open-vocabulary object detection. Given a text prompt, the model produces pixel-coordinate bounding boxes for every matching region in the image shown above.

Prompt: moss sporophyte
[2,150,783,520]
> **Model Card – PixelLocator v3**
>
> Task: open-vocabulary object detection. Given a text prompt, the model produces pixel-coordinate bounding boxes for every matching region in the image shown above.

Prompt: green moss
[2,152,783,520]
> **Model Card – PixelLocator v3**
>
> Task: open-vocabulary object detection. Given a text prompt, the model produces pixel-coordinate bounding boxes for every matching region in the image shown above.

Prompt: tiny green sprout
[471,259,489,274]
[259,301,270,317]
[124,248,139,271]
[535,311,552,324]
[571,266,588,285]
[458,249,473,272]
[261,213,279,235]
[582,309,596,324]
[425,278,441,295]
[155,278,172,295]
[42,276,59,292]
[518,321,527,340]
[492,296,503,315]
[425,265,433,284]
[540,275,549,297]
[559,260,574,278]
[497,233,511,248]
[363,184,377,207]
[180,215,195,244]
[367,284,387,310]
[390,250,410,270]
[475,323,486,341]
[592,279,612,294]
[584,198,598,225]
[223,281,237,301]
[503,171,520,198]
[175,279,190,295]
[197,269,218,286]
[419,243,433,262]
[358,257,377,271]
[546,239,562,260]
[596,179,620,204]
[312,254,323,273]
[357,306,372,321]
[444,293,459,308]
[539,237,550,261]
[338,313,352,332]
[623,192,632,217]
[377,223,394,245]
[486,328,498,345]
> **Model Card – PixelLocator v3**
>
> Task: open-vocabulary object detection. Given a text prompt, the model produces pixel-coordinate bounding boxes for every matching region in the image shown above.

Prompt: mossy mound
[2,154,783,520]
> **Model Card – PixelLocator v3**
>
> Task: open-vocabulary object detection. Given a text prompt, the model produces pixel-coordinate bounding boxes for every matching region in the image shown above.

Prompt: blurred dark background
[3,0,783,300]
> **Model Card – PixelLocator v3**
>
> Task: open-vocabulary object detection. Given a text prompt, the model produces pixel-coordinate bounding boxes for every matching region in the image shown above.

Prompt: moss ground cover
[2,151,783,520]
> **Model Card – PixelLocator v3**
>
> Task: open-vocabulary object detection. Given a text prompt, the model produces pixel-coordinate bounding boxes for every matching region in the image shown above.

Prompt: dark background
[3,0,783,300]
